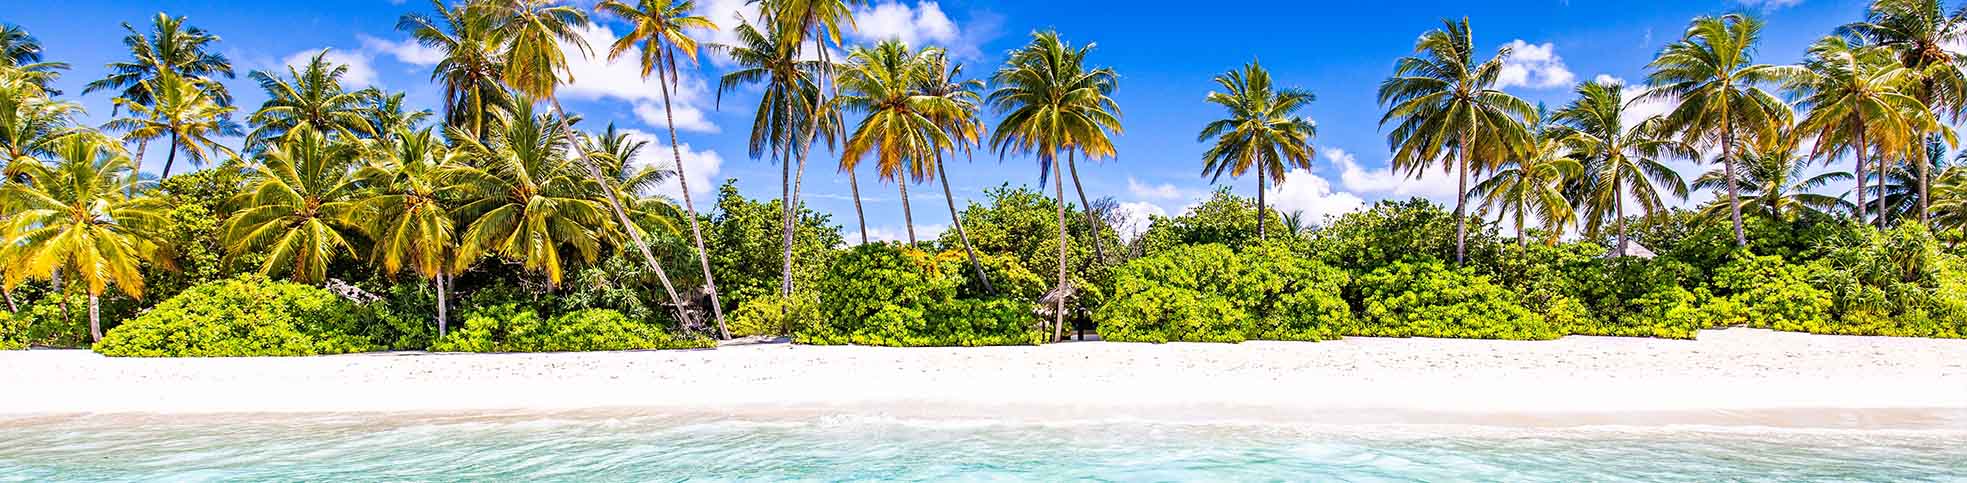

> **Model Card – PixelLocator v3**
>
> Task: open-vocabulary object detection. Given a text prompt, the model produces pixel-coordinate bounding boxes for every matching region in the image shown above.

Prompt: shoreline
[5,329,1966,429]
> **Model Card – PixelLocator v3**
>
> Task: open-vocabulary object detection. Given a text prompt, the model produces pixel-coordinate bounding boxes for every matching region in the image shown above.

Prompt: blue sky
[9,0,1874,241]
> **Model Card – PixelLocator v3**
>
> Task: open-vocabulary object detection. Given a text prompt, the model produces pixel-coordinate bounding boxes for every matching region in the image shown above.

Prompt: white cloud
[358,34,444,66]
[692,0,761,48]
[863,224,947,244]
[851,2,960,47]
[619,128,724,200]
[1329,147,1462,204]
[1113,201,1165,239]
[1126,177,1189,200]
[283,48,377,87]
[559,24,720,133]
[1497,40,1574,90]
[1266,168,1366,224]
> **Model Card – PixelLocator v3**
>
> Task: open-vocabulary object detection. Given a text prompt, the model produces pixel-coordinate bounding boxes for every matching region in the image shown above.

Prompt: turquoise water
[2,412,1964,482]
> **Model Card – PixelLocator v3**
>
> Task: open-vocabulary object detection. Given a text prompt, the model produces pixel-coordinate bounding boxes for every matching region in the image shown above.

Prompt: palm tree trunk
[2,287,15,313]
[849,164,868,245]
[1857,129,1869,227]
[53,269,67,322]
[1919,151,1931,226]
[1722,123,1746,247]
[938,150,991,293]
[781,147,809,298]
[1616,178,1628,257]
[1878,156,1890,231]
[1052,151,1068,343]
[899,178,917,245]
[129,139,148,198]
[435,273,448,337]
[659,47,728,339]
[87,293,101,342]
[548,100,694,333]
[1453,135,1470,264]
[161,131,181,179]
[1515,206,1526,249]
[1256,163,1268,242]
[1066,151,1105,261]
[783,24,839,301]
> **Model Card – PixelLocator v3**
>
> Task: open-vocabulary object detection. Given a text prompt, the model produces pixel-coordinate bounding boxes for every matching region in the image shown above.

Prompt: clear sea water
[2,412,1964,482]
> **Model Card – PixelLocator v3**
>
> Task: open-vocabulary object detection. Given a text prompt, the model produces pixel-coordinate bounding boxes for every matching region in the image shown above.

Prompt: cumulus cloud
[1112,201,1166,239]
[358,34,444,66]
[1265,168,1366,224]
[283,48,378,87]
[1126,177,1190,200]
[619,128,725,200]
[1497,40,1574,90]
[1329,147,1462,204]
[558,24,720,133]
[864,224,948,244]
[852,2,959,46]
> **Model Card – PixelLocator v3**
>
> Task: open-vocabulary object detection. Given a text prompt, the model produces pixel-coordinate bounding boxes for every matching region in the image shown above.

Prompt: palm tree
[83,13,235,111]
[839,41,942,246]
[398,0,511,140]
[244,51,379,149]
[584,123,686,242]
[354,126,458,334]
[595,0,728,334]
[1691,130,1853,222]
[0,74,85,178]
[473,0,703,335]
[1377,17,1535,263]
[103,74,240,178]
[1199,60,1317,241]
[362,90,434,140]
[1871,150,1946,224]
[989,31,1123,341]
[1645,13,1788,246]
[915,49,993,291]
[708,20,833,240]
[1782,35,1937,231]
[1842,0,1967,224]
[1555,80,1692,256]
[759,0,860,308]
[220,127,364,283]
[0,137,173,341]
[446,104,611,287]
[1930,160,1967,240]
[1470,114,1579,247]
[1281,210,1308,237]
[0,24,70,93]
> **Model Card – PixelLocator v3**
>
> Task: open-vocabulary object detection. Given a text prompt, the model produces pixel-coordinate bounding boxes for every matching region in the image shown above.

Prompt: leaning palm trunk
[548,100,694,333]
[660,49,728,339]
[782,29,839,302]
[849,165,869,244]
[1052,152,1069,343]
[1721,119,1746,246]
[898,179,917,244]
[939,150,991,293]
[87,293,100,342]
[1065,151,1105,261]
[161,131,181,179]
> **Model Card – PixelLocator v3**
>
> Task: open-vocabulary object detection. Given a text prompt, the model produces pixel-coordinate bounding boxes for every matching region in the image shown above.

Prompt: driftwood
[324,279,382,305]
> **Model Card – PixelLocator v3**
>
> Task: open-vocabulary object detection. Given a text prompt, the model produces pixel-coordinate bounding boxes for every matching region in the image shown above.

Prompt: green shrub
[94,277,379,357]
[1702,254,1834,332]
[1351,259,1558,340]
[431,305,713,352]
[0,293,91,348]
[1096,243,1347,343]
[799,243,1044,346]
[1567,257,1703,339]
[729,292,818,337]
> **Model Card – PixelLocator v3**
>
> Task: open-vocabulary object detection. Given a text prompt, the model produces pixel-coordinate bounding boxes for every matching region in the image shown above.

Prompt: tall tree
[0,137,172,341]
[1691,129,1853,222]
[1645,13,1787,246]
[0,24,70,93]
[1470,113,1579,247]
[473,0,700,333]
[1555,80,1693,256]
[759,0,861,309]
[398,0,511,140]
[83,13,235,111]
[1377,17,1534,263]
[988,31,1123,341]
[708,20,834,241]
[244,51,379,149]
[446,104,613,288]
[0,73,85,178]
[839,41,942,245]
[1842,0,1967,224]
[595,0,727,332]
[354,126,458,334]
[103,73,240,178]
[915,49,993,291]
[220,127,364,284]
[1198,60,1318,242]
[1782,35,1937,231]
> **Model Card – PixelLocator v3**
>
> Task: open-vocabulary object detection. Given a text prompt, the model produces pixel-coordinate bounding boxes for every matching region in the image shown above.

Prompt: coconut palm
[1199,60,1318,242]
[1470,115,1579,247]
[354,126,458,334]
[220,127,364,284]
[1842,0,1967,223]
[473,0,701,334]
[0,74,85,179]
[708,20,832,240]
[102,74,240,179]
[583,124,686,238]
[1782,35,1938,231]
[759,0,861,307]
[989,31,1123,341]
[1871,149,1947,225]
[397,0,511,140]
[839,41,942,245]
[1930,160,1967,240]
[444,104,613,289]
[1645,13,1789,246]
[595,0,728,333]
[0,137,172,340]
[1691,130,1853,222]
[915,49,993,291]
[83,13,235,112]
[244,50,379,149]
[362,90,434,141]
[1377,17,1535,263]
[0,24,69,93]
[1554,80,1693,256]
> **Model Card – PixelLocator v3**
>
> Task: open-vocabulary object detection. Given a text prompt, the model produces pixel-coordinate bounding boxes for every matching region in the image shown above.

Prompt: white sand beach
[4,329,1966,427]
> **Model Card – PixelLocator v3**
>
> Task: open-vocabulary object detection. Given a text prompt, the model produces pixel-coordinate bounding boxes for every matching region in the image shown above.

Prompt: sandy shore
[4,329,1966,427]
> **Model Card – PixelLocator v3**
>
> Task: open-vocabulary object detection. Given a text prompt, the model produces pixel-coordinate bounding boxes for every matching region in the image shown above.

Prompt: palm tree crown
[1199,60,1317,241]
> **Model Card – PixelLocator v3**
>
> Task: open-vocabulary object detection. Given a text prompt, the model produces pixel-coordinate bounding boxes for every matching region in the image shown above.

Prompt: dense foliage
[430,305,713,353]
[93,278,382,357]
[1097,243,1348,342]
[797,243,1045,346]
